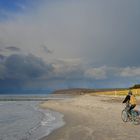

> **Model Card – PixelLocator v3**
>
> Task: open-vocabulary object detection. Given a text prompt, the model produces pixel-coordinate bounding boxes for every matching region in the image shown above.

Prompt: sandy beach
[40,94,140,140]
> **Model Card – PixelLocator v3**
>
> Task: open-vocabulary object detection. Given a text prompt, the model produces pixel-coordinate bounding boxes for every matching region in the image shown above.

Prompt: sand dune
[40,95,140,140]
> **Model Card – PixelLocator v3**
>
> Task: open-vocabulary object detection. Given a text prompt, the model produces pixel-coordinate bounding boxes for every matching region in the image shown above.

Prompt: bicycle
[121,103,140,125]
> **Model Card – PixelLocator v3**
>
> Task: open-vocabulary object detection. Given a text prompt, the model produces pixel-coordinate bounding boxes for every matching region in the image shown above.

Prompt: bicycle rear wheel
[121,110,128,122]
[131,111,139,125]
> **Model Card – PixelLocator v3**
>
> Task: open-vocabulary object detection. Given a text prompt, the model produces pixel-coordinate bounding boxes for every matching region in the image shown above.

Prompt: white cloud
[52,58,84,79]
[120,67,140,77]
[85,66,107,79]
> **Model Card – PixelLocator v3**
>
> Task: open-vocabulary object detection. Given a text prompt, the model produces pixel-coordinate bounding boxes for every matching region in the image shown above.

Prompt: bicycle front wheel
[121,110,128,122]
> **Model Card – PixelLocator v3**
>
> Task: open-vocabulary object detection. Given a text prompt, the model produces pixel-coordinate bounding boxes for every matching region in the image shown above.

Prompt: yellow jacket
[130,95,136,105]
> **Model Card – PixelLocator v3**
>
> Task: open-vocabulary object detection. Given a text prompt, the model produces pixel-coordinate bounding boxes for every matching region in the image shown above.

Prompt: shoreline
[36,107,65,140]
[39,95,140,140]
[39,95,95,140]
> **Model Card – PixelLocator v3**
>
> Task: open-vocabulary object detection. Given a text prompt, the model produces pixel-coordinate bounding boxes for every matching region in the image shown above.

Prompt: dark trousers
[128,104,136,114]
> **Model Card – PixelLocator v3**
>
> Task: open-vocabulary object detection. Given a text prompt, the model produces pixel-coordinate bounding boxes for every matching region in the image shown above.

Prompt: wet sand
[40,95,140,140]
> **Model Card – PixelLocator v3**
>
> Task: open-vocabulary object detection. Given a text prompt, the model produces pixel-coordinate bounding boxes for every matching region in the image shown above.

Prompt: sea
[0,94,70,140]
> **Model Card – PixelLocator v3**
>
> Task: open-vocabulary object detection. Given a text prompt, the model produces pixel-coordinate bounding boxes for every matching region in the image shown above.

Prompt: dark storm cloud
[41,45,53,54]
[0,53,53,87]
[5,54,53,79]
[5,46,21,51]
[0,54,5,60]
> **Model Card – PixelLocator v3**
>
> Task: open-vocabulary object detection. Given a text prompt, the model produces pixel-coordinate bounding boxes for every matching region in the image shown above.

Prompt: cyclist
[122,90,136,115]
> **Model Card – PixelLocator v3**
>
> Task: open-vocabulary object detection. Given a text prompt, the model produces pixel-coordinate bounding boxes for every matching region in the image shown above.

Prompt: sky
[0,0,140,91]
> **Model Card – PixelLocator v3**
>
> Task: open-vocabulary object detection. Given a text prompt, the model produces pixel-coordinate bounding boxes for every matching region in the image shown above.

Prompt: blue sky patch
[0,0,40,20]
[0,0,28,12]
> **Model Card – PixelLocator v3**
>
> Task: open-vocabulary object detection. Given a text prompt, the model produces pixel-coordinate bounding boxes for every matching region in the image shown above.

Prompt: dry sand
[40,95,140,140]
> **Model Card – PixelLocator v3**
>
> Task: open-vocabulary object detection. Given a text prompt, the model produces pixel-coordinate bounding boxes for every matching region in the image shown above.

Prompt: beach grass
[91,88,140,96]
